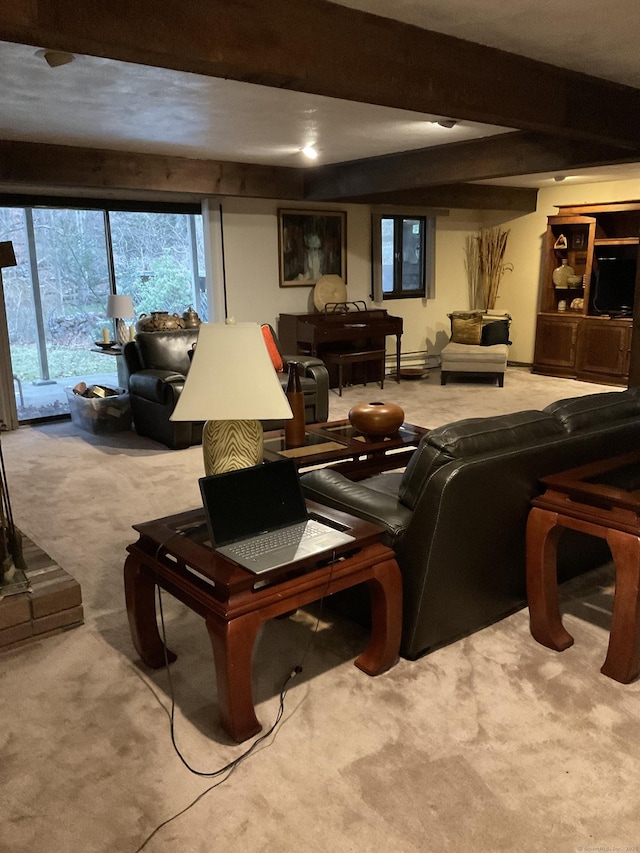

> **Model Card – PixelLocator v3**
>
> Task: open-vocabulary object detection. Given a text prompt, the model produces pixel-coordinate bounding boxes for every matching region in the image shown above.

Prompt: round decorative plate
[313,274,347,312]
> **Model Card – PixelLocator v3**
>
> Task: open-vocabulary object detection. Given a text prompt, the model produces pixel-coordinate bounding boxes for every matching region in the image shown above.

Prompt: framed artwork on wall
[278,209,346,287]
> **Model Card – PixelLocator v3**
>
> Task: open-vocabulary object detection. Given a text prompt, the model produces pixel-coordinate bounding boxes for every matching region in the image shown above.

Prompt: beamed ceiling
[1,0,640,210]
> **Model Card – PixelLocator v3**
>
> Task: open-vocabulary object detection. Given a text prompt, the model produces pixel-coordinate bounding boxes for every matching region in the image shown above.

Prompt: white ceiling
[3,0,640,189]
[0,40,511,167]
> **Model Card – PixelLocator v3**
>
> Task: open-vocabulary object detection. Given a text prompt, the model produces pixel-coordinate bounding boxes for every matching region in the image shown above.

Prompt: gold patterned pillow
[451,316,483,345]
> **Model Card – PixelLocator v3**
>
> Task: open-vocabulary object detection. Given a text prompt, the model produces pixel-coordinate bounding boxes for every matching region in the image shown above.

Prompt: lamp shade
[106,294,135,319]
[170,322,293,423]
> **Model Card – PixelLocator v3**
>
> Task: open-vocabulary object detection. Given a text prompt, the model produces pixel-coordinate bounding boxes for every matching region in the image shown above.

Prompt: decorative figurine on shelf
[553,233,568,250]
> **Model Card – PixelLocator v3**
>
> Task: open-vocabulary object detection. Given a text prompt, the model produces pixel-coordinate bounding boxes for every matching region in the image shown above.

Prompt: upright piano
[278,308,403,386]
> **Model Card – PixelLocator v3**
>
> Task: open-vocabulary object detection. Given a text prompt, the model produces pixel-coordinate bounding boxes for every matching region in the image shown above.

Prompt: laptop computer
[198,459,356,574]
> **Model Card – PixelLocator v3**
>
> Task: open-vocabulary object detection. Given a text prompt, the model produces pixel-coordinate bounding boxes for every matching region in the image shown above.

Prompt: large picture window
[372,213,435,300]
[0,199,206,423]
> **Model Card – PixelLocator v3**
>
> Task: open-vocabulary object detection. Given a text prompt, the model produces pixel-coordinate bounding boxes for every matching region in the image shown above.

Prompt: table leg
[124,553,177,668]
[205,610,264,743]
[601,529,640,684]
[355,556,402,675]
[526,507,575,652]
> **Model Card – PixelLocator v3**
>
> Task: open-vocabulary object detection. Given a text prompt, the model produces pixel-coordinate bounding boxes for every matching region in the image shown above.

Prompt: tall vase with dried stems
[465,227,513,310]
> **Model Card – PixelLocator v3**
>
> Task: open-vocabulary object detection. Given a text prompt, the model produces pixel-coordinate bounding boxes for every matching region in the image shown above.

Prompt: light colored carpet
[1,367,639,853]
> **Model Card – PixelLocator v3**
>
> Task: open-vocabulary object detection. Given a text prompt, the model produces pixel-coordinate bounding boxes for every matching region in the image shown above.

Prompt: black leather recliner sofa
[124,328,330,449]
[300,389,640,660]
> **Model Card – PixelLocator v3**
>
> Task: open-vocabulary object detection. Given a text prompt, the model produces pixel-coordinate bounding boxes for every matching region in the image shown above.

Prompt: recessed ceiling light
[301,145,318,160]
[554,175,567,182]
[35,48,75,68]
[435,119,457,129]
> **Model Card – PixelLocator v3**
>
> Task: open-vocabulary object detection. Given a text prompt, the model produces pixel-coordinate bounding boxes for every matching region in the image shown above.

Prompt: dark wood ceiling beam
[0,140,304,200]
[2,0,640,149]
[304,132,640,201]
[341,184,538,212]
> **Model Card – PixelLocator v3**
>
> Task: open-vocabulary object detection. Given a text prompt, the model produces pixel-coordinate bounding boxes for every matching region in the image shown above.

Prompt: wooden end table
[124,501,402,742]
[526,450,640,684]
[263,419,427,480]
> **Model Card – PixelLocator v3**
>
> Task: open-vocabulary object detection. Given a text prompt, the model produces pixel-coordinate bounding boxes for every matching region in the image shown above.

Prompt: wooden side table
[124,502,402,742]
[526,450,640,684]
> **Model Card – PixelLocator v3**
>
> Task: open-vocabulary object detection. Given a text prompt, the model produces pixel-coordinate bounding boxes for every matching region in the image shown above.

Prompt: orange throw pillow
[260,324,283,372]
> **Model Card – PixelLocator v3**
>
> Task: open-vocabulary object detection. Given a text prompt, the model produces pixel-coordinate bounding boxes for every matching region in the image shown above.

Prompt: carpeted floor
[1,366,640,853]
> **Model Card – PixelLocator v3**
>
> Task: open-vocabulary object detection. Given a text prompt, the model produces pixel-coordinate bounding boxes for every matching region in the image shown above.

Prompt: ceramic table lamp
[170,321,293,475]
[106,294,135,346]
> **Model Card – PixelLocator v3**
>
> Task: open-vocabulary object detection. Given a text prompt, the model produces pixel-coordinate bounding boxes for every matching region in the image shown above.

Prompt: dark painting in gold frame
[278,209,346,287]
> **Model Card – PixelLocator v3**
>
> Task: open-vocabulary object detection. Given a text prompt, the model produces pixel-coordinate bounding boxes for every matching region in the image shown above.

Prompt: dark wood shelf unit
[533,201,640,387]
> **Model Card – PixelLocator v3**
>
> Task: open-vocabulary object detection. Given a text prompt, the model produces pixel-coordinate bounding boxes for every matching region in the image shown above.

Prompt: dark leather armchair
[123,327,330,449]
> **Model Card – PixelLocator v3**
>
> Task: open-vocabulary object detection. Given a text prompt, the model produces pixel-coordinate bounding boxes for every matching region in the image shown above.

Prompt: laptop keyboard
[229,519,326,560]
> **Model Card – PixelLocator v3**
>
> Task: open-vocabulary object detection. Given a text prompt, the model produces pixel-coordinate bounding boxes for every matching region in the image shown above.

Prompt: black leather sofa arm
[301,468,411,545]
[128,369,185,406]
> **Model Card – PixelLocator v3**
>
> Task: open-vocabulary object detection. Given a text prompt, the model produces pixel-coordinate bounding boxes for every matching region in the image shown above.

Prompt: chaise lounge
[440,310,511,386]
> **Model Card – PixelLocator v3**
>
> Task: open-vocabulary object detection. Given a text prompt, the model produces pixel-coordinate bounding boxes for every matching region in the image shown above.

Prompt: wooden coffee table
[124,501,402,742]
[263,419,427,479]
[526,450,640,684]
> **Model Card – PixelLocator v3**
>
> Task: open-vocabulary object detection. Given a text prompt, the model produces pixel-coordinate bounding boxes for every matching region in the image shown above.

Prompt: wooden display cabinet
[533,201,640,386]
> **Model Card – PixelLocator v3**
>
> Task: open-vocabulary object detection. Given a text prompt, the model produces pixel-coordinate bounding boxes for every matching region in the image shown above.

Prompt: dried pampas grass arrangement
[465,227,513,310]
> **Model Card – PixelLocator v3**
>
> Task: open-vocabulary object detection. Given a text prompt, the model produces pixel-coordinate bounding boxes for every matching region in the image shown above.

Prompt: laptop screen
[199,459,308,546]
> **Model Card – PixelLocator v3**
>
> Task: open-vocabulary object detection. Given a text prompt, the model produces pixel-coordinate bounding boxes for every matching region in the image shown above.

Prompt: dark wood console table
[526,451,640,683]
[124,501,402,742]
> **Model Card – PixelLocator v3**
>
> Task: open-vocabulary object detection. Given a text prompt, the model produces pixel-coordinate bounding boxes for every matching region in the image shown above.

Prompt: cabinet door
[532,314,580,377]
[576,319,631,385]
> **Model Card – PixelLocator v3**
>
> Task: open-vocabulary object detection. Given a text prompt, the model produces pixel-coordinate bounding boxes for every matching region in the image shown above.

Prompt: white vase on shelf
[552,259,574,288]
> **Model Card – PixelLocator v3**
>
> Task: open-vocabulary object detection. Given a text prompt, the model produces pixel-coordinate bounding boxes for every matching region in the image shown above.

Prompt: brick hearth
[0,534,83,649]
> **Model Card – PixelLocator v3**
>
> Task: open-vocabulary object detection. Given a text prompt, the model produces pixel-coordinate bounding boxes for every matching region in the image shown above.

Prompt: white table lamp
[106,294,135,346]
[170,322,293,475]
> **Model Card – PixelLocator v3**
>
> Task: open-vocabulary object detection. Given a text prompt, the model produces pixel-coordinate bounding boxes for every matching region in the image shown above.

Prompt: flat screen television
[591,249,637,316]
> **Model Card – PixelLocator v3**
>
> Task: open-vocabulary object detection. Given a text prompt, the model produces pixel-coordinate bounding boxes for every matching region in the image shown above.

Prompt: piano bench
[322,349,386,396]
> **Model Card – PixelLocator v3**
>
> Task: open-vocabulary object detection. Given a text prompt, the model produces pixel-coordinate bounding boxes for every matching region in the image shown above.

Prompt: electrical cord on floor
[133,662,299,853]
[133,549,337,853]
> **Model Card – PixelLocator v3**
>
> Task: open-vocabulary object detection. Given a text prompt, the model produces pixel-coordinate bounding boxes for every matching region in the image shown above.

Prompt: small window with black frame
[372,213,435,300]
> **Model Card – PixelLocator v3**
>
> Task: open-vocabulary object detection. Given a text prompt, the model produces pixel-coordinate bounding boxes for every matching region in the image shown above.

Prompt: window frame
[371,212,435,301]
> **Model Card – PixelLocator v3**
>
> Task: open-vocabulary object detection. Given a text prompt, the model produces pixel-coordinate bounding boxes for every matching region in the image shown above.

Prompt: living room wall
[206,197,481,367]
[207,176,640,371]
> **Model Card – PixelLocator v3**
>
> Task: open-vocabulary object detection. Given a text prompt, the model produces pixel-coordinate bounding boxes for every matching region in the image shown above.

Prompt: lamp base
[116,318,129,346]
[202,419,264,476]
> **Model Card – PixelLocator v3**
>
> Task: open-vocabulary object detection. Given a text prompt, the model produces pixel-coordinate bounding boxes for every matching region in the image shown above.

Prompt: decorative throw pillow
[451,316,482,345]
[260,324,284,372]
[448,310,482,330]
[481,319,511,346]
